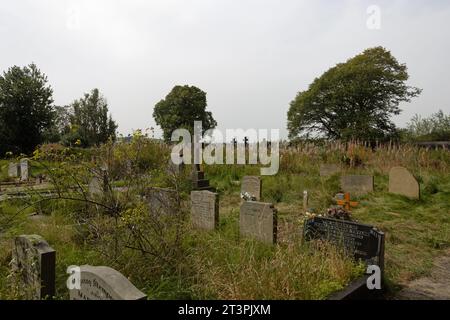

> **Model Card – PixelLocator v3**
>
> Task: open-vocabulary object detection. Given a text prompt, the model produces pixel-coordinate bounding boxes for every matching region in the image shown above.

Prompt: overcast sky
[1,0,449,140]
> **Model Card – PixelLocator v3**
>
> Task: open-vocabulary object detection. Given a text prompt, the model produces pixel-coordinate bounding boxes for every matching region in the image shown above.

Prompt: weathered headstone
[11,235,56,299]
[145,187,180,215]
[20,159,29,181]
[303,190,308,212]
[8,162,19,178]
[69,265,146,300]
[190,190,219,230]
[304,217,384,268]
[340,175,374,195]
[89,169,108,196]
[320,164,341,177]
[240,201,277,244]
[241,176,262,201]
[389,167,420,199]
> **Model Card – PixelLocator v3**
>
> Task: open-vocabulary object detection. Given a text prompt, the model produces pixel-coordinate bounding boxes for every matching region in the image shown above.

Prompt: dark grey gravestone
[303,217,384,268]
[11,235,56,299]
[340,175,374,195]
[69,265,146,300]
[240,201,277,244]
[241,176,262,201]
[191,190,219,231]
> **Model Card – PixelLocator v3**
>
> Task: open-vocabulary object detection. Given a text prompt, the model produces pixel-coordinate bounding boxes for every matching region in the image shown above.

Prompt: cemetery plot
[304,217,384,267]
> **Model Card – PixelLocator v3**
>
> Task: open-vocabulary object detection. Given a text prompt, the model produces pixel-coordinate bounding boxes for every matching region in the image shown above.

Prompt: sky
[1,0,449,140]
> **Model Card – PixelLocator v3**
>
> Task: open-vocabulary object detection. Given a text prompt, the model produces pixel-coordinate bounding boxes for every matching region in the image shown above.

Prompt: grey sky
[1,0,449,140]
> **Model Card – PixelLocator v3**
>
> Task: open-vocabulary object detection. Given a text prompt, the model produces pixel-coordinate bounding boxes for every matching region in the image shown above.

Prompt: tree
[66,89,117,147]
[287,47,422,142]
[153,85,217,141]
[403,110,450,141]
[42,105,72,143]
[0,63,54,154]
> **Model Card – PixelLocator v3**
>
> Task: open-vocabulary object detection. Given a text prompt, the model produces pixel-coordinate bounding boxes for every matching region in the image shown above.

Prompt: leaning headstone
[340,175,374,195]
[11,235,56,299]
[240,201,277,244]
[389,167,420,199]
[241,176,262,201]
[8,162,19,178]
[320,164,341,177]
[69,265,146,300]
[20,159,30,181]
[191,190,219,231]
[304,217,384,269]
[145,187,179,215]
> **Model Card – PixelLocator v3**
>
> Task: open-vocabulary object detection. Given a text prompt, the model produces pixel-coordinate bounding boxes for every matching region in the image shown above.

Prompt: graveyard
[1,2,450,305]
[0,140,448,300]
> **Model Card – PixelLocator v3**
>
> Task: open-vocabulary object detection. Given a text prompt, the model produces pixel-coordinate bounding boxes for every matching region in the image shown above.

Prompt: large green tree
[153,85,217,141]
[66,88,117,147]
[0,64,54,154]
[287,47,422,141]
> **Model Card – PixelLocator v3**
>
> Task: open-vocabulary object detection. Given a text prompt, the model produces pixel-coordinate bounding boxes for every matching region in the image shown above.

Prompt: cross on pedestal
[336,192,358,211]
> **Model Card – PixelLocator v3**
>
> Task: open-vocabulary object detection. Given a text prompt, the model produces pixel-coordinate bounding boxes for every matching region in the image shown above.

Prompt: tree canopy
[153,85,217,141]
[287,47,422,142]
[65,88,117,147]
[0,63,55,155]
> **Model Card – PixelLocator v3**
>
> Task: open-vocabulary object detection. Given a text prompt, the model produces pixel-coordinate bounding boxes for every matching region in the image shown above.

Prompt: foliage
[153,85,217,142]
[403,110,450,141]
[64,89,117,147]
[0,63,54,155]
[287,47,422,142]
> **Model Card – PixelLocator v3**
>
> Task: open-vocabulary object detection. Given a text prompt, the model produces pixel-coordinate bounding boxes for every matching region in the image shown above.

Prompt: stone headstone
[8,162,19,178]
[240,201,277,244]
[320,164,341,177]
[303,190,308,212]
[89,177,103,196]
[340,175,374,195]
[304,217,384,268]
[389,167,420,199]
[69,265,146,300]
[191,190,219,231]
[11,235,56,299]
[241,176,262,201]
[20,159,29,181]
[145,187,179,215]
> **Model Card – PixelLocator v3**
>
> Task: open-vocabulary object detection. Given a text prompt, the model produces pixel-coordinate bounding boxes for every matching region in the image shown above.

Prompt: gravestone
[340,175,374,195]
[69,265,146,300]
[389,167,420,199]
[240,201,277,244]
[320,164,341,177]
[241,176,262,201]
[191,190,219,230]
[8,162,19,178]
[89,170,108,196]
[11,235,56,299]
[145,187,180,215]
[304,217,384,268]
[20,159,30,181]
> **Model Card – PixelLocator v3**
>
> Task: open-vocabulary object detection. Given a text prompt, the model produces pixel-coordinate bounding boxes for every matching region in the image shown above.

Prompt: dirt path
[396,250,450,300]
